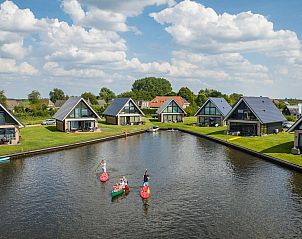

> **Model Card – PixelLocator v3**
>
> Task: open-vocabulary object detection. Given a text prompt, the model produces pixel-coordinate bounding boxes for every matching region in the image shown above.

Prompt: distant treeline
[0,77,297,118]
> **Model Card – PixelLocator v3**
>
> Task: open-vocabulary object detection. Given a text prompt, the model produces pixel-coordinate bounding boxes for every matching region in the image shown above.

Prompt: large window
[229,102,257,121]
[68,102,94,118]
[163,114,182,122]
[199,101,221,116]
[120,116,141,125]
[198,116,221,126]
[120,101,140,114]
[0,127,16,141]
[163,101,182,113]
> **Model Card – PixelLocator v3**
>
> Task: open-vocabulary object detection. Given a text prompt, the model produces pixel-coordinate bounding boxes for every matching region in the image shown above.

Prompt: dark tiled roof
[156,98,186,114]
[53,97,100,121]
[195,97,231,117]
[285,105,299,115]
[97,100,106,107]
[225,96,286,124]
[0,103,24,127]
[103,98,144,116]
[54,100,67,108]
[288,116,302,132]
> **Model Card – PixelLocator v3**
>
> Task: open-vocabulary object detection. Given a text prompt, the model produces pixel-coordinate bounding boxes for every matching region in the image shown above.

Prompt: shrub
[141,108,157,116]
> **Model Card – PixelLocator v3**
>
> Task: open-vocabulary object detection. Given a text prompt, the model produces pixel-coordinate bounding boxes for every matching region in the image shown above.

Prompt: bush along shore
[0,117,301,170]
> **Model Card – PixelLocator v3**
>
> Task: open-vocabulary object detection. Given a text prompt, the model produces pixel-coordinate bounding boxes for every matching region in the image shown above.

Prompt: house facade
[103,98,145,125]
[195,97,231,126]
[6,99,24,113]
[137,100,150,109]
[224,96,285,136]
[41,99,55,109]
[156,98,186,123]
[282,104,302,118]
[54,100,67,109]
[0,103,24,145]
[53,97,100,132]
[288,117,302,154]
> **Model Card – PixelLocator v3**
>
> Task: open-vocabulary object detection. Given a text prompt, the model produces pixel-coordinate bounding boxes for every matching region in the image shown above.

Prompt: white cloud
[0,58,37,75]
[1,0,302,99]
[77,0,176,16]
[63,0,128,32]
[43,61,105,78]
[0,1,37,32]
[150,0,301,59]
[38,19,127,64]
[62,0,175,32]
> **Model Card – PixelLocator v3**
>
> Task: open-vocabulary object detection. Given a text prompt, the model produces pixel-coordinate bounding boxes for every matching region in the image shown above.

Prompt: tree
[184,104,199,117]
[178,87,195,104]
[165,91,177,96]
[117,91,134,99]
[99,87,116,103]
[0,90,7,107]
[81,92,98,105]
[117,90,153,101]
[195,93,207,106]
[28,90,41,104]
[131,77,172,98]
[228,93,242,106]
[49,88,66,103]
[195,88,228,106]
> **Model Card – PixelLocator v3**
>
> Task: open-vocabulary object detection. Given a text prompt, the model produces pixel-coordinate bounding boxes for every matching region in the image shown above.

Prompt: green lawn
[0,120,152,156]
[155,117,300,166]
[1,116,301,168]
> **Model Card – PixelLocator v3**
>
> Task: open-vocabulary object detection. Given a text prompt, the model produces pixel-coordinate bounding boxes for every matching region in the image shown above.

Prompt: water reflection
[1,131,302,238]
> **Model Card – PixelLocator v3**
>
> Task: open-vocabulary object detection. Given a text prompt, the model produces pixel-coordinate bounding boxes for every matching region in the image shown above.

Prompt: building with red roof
[149,96,189,109]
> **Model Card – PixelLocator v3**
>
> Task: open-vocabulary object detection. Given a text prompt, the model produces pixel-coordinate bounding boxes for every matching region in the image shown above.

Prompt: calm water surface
[1,131,302,238]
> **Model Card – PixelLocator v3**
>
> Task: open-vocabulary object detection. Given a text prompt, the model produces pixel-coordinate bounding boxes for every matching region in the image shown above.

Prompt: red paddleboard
[123,185,130,191]
[140,186,150,199]
[99,172,109,182]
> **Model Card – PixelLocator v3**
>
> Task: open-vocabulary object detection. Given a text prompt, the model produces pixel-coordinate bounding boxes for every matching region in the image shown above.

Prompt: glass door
[298,133,302,150]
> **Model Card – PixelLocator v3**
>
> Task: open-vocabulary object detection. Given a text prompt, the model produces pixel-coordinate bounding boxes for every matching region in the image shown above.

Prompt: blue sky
[0,0,302,99]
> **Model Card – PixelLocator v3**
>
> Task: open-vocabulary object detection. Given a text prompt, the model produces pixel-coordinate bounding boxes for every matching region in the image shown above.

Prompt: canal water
[1,131,302,238]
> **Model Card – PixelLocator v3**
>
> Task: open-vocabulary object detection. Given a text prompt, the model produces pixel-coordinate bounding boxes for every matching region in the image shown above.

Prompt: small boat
[111,188,125,198]
[99,172,109,182]
[0,157,10,164]
[140,186,151,199]
[147,126,159,132]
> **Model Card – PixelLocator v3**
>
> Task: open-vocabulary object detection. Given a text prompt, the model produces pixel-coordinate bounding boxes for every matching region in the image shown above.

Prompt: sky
[0,0,302,99]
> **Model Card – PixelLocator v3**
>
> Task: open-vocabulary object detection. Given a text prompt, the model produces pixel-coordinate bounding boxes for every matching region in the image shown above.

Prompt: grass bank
[154,117,301,167]
[0,120,151,156]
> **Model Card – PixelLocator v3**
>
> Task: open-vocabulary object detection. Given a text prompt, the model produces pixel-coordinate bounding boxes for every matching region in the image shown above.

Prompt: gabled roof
[225,96,286,124]
[54,100,67,108]
[194,97,231,117]
[6,99,24,109]
[53,97,100,121]
[284,105,299,115]
[103,98,145,116]
[288,116,302,132]
[0,103,24,127]
[156,98,187,114]
[97,100,106,107]
[150,96,185,108]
